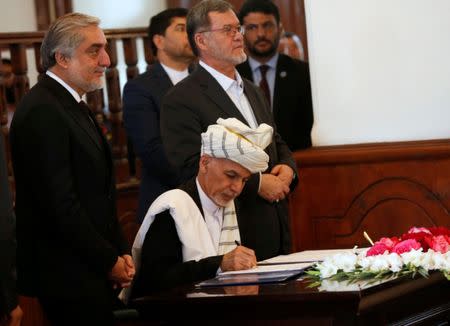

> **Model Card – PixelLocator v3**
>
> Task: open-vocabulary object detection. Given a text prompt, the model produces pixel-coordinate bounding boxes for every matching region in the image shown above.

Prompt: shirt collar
[196,177,222,217]
[160,62,189,85]
[46,70,82,103]
[248,53,279,74]
[199,60,244,93]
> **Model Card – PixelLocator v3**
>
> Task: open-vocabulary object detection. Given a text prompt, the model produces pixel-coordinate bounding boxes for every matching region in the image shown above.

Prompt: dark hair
[148,8,189,56]
[187,0,233,57]
[238,0,280,24]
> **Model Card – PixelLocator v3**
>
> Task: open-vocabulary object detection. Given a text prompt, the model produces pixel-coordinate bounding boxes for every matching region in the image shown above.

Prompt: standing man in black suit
[237,0,314,151]
[10,13,134,326]
[123,8,195,223]
[161,0,297,261]
[0,135,22,326]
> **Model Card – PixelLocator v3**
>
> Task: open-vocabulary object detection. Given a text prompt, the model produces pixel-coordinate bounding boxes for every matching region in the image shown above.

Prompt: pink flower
[377,237,399,249]
[366,243,389,256]
[430,235,450,253]
[392,239,422,254]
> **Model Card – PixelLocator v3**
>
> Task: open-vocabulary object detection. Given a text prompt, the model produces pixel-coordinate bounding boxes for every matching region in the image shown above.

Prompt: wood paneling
[289,139,450,251]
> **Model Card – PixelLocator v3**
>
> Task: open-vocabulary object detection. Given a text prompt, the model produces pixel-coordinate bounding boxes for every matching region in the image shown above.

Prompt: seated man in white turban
[128,118,273,298]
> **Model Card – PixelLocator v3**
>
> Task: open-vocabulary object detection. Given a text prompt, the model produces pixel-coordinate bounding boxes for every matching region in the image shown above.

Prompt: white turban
[200,118,272,173]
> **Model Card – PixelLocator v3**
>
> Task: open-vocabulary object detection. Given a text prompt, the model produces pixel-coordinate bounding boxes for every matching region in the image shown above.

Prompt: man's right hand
[108,256,134,288]
[220,245,257,272]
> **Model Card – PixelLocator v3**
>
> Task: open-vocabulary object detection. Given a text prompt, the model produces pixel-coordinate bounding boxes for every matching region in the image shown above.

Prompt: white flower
[385,253,403,272]
[401,249,423,267]
[330,252,358,272]
[368,255,391,272]
[317,260,338,278]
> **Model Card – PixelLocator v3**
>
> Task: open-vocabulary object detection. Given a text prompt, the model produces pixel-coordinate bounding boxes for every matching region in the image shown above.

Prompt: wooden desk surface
[132,272,450,325]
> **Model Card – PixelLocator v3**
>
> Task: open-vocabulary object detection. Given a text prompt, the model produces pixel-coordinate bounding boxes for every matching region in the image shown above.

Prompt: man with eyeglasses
[237,0,314,151]
[161,0,298,261]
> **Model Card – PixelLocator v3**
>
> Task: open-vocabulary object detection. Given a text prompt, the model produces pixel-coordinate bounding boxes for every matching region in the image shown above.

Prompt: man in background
[123,8,195,223]
[237,0,314,151]
[161,0,297,261]
[10,13,134,325]
[278,31,305,61]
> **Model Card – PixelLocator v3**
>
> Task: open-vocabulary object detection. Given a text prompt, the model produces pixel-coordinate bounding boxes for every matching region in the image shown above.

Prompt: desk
[132,272,450,325]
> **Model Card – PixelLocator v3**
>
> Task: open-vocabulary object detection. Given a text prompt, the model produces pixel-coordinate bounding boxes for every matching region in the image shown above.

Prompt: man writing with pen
[122,118,273,299]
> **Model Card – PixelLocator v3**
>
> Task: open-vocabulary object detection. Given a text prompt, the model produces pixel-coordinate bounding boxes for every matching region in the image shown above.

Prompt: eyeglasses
[198,25,245,38]
[244,22,277,33]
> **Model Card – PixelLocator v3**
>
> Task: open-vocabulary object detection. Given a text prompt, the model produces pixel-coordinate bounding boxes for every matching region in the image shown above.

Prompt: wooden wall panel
[289,139,450,251]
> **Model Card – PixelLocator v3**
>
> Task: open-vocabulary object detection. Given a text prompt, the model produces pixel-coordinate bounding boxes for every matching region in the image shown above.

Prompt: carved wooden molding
[290,139,450,251]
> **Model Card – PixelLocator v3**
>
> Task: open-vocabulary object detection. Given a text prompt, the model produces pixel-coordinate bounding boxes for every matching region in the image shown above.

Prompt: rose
[392,239,421,254]
[366,237,399,256]
[430,235,450,253]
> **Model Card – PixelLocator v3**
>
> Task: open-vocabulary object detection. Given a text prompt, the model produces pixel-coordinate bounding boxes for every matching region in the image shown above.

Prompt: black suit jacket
[0,135,17,318]
[161,65,297,260]
[131,178,223,298]
[10,75,129,301]
[123,62,180,223]
[237,54,313,151]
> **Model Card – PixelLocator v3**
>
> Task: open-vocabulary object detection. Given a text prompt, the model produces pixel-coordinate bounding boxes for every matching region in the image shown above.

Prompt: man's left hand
[270,164,294,187]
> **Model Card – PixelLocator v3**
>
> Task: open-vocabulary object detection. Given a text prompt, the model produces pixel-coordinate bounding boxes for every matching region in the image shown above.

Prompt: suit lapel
[41,75,103,152]
[194,66,248,124]
[152,62,174,88]
[66,103,103,151]
[242,78,266,125]
[273,55,289,116]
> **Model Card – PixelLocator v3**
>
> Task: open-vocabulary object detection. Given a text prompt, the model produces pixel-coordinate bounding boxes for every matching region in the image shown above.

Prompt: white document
[219,248,368,276]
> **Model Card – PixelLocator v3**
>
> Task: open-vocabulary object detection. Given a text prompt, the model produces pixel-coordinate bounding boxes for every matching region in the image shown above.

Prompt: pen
[235,240,241,246]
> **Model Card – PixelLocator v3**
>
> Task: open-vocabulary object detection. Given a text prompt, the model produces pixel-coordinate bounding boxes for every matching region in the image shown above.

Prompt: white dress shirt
[46,70,82,103]
[196,178,223,252]
[160,62,189,85]
[199,60,258,128]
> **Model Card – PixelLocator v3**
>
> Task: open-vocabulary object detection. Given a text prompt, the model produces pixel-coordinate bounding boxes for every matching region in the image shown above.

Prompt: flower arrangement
[305,226,450,288]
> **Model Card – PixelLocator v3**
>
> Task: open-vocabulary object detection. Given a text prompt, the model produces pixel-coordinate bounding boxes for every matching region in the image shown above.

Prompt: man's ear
[153,34,164,51]
[54,51,69,68]
[199,155,210,173]
[195,33,207,52]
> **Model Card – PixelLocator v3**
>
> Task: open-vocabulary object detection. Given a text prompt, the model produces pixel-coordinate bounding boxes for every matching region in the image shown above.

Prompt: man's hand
[108,256,134,289]
[258,173,290,203]
[270,164,294,187]
[220,245,257,272]
[122,254,135,279]
[5,305,22,326]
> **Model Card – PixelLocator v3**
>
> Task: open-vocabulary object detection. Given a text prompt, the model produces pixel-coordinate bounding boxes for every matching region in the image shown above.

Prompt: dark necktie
[259,65,271,105]
[79,100,102,145]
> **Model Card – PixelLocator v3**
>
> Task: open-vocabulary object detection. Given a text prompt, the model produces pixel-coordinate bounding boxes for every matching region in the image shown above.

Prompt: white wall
[0,0,36,32]
[73,0,166,29]
[73,0,167,92]
[306,0,450,146]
